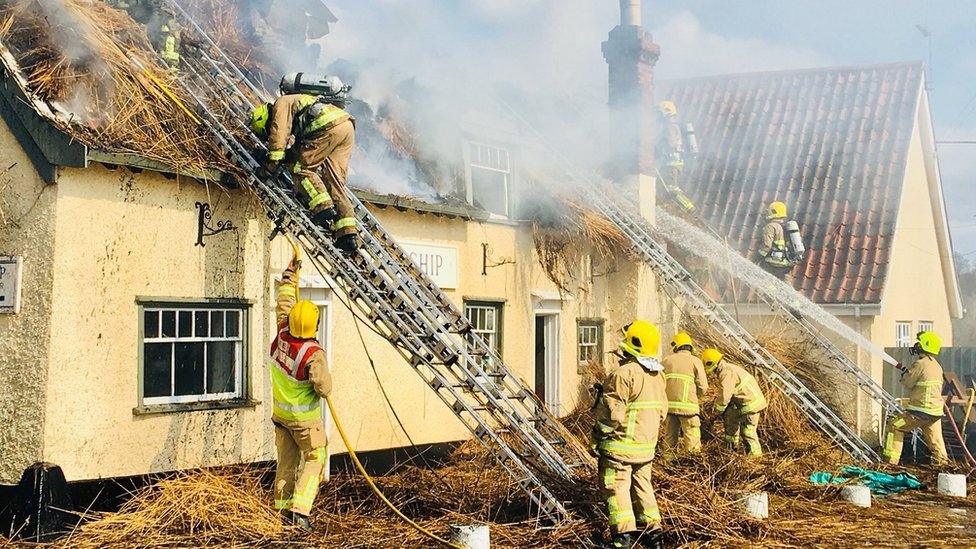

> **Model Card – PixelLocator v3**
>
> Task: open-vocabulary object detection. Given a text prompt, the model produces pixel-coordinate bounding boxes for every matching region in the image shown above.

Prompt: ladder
[496,101,880,462]
[163,1,591,521]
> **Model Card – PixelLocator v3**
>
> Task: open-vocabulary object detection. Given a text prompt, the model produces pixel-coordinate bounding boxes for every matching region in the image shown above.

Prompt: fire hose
[286,238,460,548]
[944,401,976,469]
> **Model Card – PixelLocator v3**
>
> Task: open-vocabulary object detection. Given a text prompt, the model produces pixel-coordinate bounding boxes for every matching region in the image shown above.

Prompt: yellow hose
[326,395,461,549]
[142,69,201,124]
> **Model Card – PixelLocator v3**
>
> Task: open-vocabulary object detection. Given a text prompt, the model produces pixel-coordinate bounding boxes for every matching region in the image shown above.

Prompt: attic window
[467,142,512,218]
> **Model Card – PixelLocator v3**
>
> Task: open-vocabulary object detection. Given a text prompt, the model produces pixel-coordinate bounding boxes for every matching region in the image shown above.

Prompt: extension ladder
[162,0,591,521]
[496,100,880,462]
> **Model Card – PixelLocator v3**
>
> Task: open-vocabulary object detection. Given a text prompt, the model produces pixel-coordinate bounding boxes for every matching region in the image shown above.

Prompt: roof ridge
[659,60,925,85]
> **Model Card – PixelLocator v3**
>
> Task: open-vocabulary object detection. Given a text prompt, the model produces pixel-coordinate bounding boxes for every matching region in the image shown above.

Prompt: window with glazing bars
[141,304,248,406]
[464,301,503,367]
[468,142,512,218]
[578,320,604,365]
[895,321,912,348]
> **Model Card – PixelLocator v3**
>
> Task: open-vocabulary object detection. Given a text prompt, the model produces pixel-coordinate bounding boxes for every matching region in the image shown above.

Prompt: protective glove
[589,426,603,458]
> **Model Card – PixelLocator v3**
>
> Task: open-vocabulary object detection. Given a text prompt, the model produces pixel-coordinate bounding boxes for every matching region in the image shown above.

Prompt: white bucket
[937,473,967,498]
[735,492,768,519]
[450,523,490,549]
[840,485,871,508]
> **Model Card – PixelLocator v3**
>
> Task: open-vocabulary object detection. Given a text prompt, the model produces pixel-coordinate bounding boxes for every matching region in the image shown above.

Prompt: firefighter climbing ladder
[163,1,590,522]
[495,101,881,463]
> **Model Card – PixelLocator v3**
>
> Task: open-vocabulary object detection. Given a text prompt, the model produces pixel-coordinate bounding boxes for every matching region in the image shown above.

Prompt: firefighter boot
[289,511,314,533]
[608,532,634,549]
[335,233,359,255]
[639,529,664,549]
[311,207,338,232]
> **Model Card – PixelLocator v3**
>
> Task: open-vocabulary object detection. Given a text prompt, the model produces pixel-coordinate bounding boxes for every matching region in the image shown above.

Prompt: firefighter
[591,320,668,549]
[883,331,949,466]
[758,201,792,270]
[108,0,180,69]
[662,332,708,454]
[251,76,358,254]
[654,100,696,214]
[702,348,767,457]
[269,252,333,531]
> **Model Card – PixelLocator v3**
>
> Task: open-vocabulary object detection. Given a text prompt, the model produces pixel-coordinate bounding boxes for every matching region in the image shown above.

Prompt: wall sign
[0,256,23,314]
[399,242,459,289]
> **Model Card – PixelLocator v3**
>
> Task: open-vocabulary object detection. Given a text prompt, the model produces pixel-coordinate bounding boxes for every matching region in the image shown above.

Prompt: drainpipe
[619,0,641,26]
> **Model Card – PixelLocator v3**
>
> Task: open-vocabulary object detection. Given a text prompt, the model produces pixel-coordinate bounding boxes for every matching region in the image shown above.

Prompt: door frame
[534,308,561,415]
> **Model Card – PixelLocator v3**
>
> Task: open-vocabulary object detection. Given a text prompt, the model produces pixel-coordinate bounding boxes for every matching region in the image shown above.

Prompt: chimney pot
[619,0,641,27]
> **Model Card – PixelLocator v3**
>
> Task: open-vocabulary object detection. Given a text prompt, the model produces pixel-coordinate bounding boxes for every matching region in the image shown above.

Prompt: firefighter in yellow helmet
[654,100,697,214]
[662,332,708,454]
[883,331,949,466]
[269,251,333,531]
[702,348,767,457]
[592,321,668,549]
[250,75,358,254]
[758,201,791,270]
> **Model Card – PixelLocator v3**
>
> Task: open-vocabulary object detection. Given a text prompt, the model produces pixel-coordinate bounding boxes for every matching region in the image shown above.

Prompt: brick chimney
[602,1,660,198]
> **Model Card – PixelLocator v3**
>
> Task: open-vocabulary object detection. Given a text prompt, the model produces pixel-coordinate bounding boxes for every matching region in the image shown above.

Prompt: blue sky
[326,1,975,254]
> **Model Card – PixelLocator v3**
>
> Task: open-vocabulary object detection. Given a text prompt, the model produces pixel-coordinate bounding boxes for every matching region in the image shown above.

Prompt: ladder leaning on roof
[495,99,882,463]
[160,0,592,522]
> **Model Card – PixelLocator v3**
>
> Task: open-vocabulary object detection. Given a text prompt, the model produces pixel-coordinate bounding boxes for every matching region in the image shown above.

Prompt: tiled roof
[658,61,925,304]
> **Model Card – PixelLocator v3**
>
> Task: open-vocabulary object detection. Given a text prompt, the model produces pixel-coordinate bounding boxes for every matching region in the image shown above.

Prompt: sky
[324,0,976,255]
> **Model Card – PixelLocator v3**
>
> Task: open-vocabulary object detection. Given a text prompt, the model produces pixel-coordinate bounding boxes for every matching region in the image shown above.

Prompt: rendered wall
[0,116,58,483]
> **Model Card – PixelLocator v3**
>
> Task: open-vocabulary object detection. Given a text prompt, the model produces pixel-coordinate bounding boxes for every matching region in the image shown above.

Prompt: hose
[325,395,461,549]
[943,402,976,469]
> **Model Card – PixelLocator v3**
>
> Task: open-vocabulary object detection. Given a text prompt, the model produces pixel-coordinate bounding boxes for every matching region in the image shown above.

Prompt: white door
[534,313,561,414]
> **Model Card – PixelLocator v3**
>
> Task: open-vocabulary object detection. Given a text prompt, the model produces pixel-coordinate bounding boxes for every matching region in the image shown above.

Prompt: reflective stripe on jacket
[594,359,668,463]
[662,349,708,416]
[716,362,767,414]
[900,355,944,416]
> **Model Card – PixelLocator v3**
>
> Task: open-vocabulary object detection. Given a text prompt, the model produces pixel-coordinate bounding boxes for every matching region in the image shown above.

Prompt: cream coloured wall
[0,117,58,483]
[41,166,275,481]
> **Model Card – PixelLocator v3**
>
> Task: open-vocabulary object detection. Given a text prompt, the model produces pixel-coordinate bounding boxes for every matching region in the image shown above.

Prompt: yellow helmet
[288,300,320,339]
[915,331,941,356]
[619,320,661,359]
[767,201,787,220]
[670,332,693,352]
[658,100,677,117]
[701,348,724,372]
[250,103,271,136]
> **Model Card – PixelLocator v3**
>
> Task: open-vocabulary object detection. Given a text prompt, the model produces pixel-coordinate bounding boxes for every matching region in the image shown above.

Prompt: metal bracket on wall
[195,201,237,247]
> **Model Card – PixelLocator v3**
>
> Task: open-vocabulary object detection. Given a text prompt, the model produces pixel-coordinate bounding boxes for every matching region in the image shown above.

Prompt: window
[895,321,912,347]
[467,142,512,218]
[918,321,934,334]
[578,320,604,365]
[464,301,503,365]
[141,303,248,406]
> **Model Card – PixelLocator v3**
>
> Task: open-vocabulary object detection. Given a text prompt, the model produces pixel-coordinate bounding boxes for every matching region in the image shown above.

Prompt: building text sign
[0,256,23,314]
[399,242,459,289]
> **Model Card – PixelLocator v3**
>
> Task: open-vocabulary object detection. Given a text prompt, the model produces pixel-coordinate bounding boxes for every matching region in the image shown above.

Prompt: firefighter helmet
[767,201,788,220]
[619,320,661,359]
[670,332,693,352]
[288,300,321,339]
[915,331,941,356]
[658,100,677,117]
[250,103,271,137]
[701,348,724,372]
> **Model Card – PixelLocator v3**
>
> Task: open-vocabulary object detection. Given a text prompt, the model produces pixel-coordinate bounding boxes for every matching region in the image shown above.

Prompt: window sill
[133,398,261,416]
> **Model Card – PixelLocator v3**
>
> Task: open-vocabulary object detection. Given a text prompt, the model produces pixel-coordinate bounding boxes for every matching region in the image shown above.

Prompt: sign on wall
[0,256,23,314]
[399,242,459,289]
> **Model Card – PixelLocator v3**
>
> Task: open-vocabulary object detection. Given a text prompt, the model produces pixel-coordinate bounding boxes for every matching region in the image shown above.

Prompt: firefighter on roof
[655,100,698,214]
[662,332,708,454]
[269,251,332,532]
[251,74,359,254]
[109,0,181,69]
[702,348,767,457]
[883,331,949,466]
[758,201,805,273]
[592,320,667,549]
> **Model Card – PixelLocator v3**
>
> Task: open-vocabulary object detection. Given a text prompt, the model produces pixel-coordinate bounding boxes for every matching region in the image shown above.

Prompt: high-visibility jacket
[715,361,767,415]
[594,358,668,464]
[270,268,332,425]
[900,355,944,417]
[662,349,708,416]
[760,221,790,266]
[267,94,352,162]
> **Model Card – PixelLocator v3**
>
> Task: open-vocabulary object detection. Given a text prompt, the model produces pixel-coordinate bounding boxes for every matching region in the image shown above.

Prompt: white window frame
[465,141,513,219]
[895,321,913,348]
[578,320,603,365]
[918,321,934,334]
[140,303,249,407]
[464,301,503,364]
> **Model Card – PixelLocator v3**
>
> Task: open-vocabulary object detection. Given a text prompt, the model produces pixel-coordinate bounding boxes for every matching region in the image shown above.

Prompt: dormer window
[466,141,512,218]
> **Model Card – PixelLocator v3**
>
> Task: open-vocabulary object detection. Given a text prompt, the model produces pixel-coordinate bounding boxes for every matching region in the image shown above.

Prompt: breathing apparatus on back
[280,73,351,106]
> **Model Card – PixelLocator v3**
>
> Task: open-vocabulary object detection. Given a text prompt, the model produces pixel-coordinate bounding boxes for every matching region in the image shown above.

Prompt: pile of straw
[0,0,230,174]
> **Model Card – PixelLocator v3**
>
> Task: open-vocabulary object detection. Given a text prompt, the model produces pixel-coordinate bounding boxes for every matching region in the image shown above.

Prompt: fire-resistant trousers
[274,421,328,516]
[883,411,949,466]
[598,455,661,535]
[665,414,702,454]
[723,407,762,456]
[292,119,357,237]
